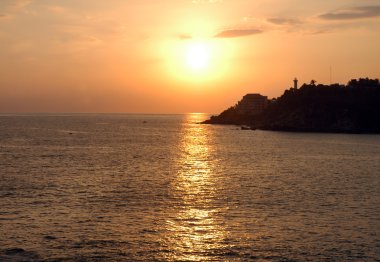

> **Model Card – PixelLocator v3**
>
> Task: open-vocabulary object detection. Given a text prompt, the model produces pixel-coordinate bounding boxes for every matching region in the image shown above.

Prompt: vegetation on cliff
[204,78,380,133]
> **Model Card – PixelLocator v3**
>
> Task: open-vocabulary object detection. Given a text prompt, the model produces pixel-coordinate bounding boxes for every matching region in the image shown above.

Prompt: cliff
[203,78,380,133]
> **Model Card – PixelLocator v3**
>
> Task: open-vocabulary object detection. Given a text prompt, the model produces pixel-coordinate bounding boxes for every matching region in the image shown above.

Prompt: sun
[163,38,232,83]
[185,42,211,71]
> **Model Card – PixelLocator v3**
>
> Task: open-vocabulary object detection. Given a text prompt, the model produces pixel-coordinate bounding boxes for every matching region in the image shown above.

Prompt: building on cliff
[236,93,268,115]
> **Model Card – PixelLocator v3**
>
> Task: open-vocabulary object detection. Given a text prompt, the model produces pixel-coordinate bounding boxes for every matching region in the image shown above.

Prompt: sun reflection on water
[164,114,227,261]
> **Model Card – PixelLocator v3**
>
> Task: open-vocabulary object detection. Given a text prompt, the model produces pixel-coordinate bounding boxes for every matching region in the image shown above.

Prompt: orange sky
[0,0,379,113]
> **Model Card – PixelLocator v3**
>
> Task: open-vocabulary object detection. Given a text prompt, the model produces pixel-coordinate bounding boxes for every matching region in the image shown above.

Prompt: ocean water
[0,114,379,261]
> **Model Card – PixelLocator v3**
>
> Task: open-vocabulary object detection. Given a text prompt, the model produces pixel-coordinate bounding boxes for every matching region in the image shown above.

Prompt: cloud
[192,0,222,4]
[319,5,380,20]
[46,5,66,14]
[11,0,33,10]
[308,29,330,35]
[214,28,263,38]
[0,13,11,21]
[267,17,302,25]
[176,34,192,40]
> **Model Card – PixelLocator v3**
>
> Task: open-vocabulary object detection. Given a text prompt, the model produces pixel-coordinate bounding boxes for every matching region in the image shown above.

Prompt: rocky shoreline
[203,78,380,134]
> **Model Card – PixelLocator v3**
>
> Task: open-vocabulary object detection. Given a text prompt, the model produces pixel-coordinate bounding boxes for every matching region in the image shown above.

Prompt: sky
[0,0,379,113]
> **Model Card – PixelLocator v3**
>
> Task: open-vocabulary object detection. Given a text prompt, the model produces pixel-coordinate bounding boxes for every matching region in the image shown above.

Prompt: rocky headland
[203,78,380,133]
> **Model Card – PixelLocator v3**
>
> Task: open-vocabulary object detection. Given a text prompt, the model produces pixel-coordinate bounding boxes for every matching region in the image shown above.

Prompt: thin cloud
[267,17,302,25]
[46,5,67,14]
[214,28,263,38]
[192,0,222,4]
[11,0,33,10]
[319,5,380,20]
[0,14,11,20]
[308,29,330,35]
[176,34,192,40]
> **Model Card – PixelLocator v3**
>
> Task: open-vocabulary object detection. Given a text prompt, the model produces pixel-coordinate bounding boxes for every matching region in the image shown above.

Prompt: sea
[0,114,379,261]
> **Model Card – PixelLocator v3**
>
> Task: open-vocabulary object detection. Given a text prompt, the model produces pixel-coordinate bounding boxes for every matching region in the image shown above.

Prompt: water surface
[0,114,379,261]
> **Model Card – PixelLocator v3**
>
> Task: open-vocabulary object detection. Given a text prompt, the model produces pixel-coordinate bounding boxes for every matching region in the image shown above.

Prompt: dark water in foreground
[0,114,379,261]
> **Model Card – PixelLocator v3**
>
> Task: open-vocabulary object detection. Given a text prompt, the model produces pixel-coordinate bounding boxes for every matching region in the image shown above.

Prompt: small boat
[240,126,256,130]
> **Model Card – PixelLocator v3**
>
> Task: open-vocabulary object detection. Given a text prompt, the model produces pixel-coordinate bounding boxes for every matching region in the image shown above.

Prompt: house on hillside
[236,93,268,115]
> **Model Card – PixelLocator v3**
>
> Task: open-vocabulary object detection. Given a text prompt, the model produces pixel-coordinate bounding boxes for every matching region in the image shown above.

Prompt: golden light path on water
[164,114,227,261]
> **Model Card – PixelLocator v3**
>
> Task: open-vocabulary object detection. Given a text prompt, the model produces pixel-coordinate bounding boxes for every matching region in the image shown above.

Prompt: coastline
[202,78,380,134]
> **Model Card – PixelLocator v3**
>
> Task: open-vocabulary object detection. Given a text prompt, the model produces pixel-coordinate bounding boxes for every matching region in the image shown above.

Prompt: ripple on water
[0,248,40,261]
[0,115,379,261]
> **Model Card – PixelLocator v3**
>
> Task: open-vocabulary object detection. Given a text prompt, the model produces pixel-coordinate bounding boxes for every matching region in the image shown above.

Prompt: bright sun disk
[185,43,211,71]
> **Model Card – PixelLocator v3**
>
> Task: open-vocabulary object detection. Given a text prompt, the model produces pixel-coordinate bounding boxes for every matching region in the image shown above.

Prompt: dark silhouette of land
[203,78,380,133]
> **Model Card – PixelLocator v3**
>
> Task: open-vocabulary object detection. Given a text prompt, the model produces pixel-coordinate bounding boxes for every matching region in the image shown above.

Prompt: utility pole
[330,66,332,85]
